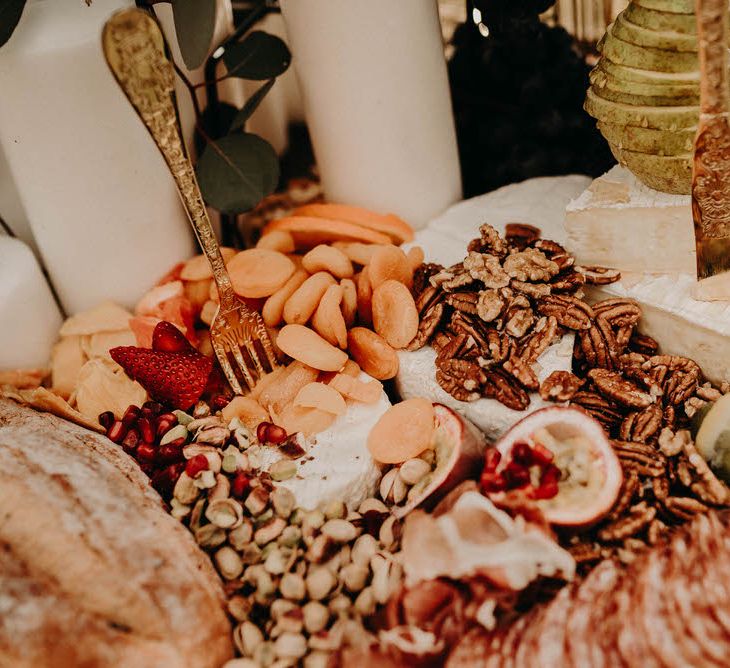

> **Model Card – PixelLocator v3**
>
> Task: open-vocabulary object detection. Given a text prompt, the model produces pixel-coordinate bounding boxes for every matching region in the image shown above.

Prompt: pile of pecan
[409,222,620,410]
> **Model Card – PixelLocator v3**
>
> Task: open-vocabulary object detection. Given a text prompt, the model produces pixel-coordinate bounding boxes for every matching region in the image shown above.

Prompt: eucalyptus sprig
[1,0,290,217]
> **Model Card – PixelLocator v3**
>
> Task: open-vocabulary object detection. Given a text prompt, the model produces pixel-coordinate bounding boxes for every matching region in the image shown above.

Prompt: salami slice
[500,612,533,668]
[446,627,499,668]
[583,560,626,667]
[533,584,573,667]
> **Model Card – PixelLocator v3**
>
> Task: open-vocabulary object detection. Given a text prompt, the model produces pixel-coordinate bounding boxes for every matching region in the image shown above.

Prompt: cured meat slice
[446,627,502,668]
[533,584,573,667]
[584,561,625,668]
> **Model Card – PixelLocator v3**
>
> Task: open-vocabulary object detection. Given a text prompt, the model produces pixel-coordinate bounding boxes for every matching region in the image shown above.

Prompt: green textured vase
[585,0,710,193]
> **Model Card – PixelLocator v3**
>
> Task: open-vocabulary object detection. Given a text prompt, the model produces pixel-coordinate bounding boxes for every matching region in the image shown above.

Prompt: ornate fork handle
[102,9,238,310]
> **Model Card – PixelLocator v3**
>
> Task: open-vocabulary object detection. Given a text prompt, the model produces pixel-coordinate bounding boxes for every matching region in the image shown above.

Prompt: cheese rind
[565,166,694,274]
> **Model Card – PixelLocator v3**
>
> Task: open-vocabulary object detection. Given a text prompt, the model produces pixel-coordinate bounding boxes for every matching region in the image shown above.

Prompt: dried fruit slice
[51,335,85,399]
[276,325,349,372]
[179,247,237,281]
[256,230,295,254]
[367,397,435,464]
[221,396,270,430]
[227,249,296,298]
[293,382,347,415]
[60,301,133,337]
[263,216,393,248]
[250,366,288,401]
[81,330,137,360]
[328,373,383,404]
[293,203,414,244]
[392,404,487,519]
[488,407,623,527]
[301,244,354,279]
[332,241,388,266]
[276,404,337,436]
[135,281,184,316]
[257,360,319,415]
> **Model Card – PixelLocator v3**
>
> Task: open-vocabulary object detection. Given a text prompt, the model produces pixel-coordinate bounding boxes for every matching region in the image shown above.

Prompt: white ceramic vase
[0,0,196,314]
[280,0,462,228]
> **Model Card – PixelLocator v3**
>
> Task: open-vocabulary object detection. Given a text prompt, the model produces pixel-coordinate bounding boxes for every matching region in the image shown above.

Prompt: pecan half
[414,284,443,315]
[445,292,479,315]
[412,263,444,296]
[504,307,534,339]
[628,332,659,356]
[593,299,641,328]
[468,223,509,258]
[431,265,474,292]
[575,265,622,285]
[620,403,663,443]
[539,370,584,402]
[435,359,485,402]
[608,470,640,520]
[588,369,654,409]
[520,315,559,363]
[503,356,539,391]
[406,302,445,351]
[549,271,585,293]
[510,279,551,299]
[663,496,708,521]
[537,295,593,331]
[505,223,541,249]
[598,502,656,541]
[483,368,529,411]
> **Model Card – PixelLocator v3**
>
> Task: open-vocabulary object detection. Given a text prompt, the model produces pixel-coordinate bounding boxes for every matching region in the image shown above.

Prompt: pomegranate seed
[141,401,163,419]
[257,421,273,443]
[98,411,114,430]
[480,470,507,493]
[265,424,288,445]
[136,443,157,463]
[185,454,209,478]
[540,463,562,486]
[107,420,128,443]
[156,415,178,438]
[211,395,230,411]
[151,462,185,497]
[503,461,530,489]
[122,405,141,427]
[139,462,154,476]
[530,481,559,500]
[121,428,140,452]
[138,417,156,444]
[231,471,251,498]
[157,439,186,464]
[483,448,502,472]
[531,443,554,466]
[511,442,533,467]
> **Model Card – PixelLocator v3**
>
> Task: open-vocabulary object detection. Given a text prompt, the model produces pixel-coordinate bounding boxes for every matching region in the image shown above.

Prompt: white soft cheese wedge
[564,165,694,274]
[396,335,575,443]
[256,374,388,511]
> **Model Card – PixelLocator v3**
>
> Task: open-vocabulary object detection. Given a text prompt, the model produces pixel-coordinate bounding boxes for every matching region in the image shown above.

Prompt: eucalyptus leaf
[171,0,217,70]
[196,133,279,214]
[222,31,291,81]
[193,102,238,157]
[0,0,27,48]
[231,79,275,130]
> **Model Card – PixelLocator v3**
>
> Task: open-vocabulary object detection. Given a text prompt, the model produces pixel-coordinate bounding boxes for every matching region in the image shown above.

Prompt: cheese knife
[692,0,730,300]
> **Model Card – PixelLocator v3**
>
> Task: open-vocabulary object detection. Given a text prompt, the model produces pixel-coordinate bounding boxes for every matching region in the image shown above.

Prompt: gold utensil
[692,0,730,300]
[102,8,277,392]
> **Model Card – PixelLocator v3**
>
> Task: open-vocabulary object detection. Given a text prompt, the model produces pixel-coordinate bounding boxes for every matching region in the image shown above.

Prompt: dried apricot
[367,398,435,464]
[329,374,383,404]
[294,382,347,415]
[302,245,354,279]
[179,247,237,281]
[406,246,425,272]
[227,249,296,298]
[346,327,399,380]
[355,267,373,327]
[276,404,336,436]
[256,229,295,254]
[262,269,309,328]
[263,216,392,248]
[332,242,387,266]
[257,360,319,414]
[277,325,349,372]
[371,280,419,349]
[368,246,412,290]
[283,272,336,325]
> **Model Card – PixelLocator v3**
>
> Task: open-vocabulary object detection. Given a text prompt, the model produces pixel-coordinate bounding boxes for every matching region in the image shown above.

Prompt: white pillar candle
[280,0,462,229]
[0,146,37,254]
[0,237,62,369]
[0,0,196,315]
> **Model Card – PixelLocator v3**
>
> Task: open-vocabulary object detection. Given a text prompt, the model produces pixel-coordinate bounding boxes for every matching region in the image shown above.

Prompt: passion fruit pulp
[481,407,623,527]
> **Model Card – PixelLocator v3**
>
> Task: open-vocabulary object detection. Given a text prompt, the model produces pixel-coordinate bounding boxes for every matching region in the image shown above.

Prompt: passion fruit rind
[694,394,730,482]
[484,406,623,528]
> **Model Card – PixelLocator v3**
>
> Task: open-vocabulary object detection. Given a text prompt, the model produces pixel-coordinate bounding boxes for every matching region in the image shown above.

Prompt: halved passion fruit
[482,407,623,527]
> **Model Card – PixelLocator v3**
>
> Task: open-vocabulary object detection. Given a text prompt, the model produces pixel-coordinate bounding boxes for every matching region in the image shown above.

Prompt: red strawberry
[152,320,194,353]
[110,346,212,410]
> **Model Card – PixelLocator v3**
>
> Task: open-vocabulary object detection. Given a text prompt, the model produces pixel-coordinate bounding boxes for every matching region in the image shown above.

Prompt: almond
[346,327,399,380]
[302,245,354,279]
[262,269,309,328]
[283,272,337,325]
[277,325,349,372]
[311,284,347,349]
[371,280,419,349]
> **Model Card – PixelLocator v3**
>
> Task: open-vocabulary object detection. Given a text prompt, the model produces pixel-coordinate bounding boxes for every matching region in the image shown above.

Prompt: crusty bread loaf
[0,398,233,668]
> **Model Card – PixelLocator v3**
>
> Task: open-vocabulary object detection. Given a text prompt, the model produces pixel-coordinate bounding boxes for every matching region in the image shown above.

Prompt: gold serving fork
[102,8,277,393]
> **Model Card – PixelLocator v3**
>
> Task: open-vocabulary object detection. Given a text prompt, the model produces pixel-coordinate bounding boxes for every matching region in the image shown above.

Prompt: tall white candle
[0,237,62,369]
[280,0,462,229]
[0,0,196,315]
